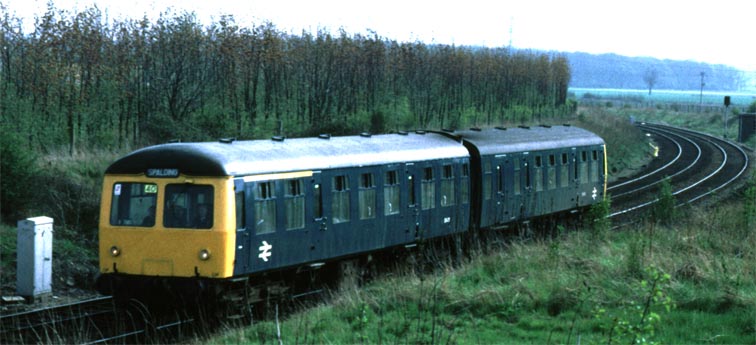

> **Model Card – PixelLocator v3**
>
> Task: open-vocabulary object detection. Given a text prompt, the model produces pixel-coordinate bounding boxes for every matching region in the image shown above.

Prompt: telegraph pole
[723,96,730,139]
[699,72,706,105]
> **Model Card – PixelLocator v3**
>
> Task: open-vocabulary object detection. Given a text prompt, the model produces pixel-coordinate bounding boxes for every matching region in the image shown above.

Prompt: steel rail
[610,123,749,218]
[609,128,700,198]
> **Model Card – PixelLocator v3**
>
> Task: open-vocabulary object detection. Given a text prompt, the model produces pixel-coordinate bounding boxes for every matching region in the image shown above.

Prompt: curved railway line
[1,123,751,344]
[609,122,750,221]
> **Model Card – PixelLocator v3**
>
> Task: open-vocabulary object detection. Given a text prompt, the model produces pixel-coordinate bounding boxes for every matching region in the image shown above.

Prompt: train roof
[105,132,469,177]
[454,125,605,155]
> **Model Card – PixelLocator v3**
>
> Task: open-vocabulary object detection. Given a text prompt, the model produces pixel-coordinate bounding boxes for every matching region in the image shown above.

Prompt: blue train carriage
[97,131,471,295]
[455,125,607,229]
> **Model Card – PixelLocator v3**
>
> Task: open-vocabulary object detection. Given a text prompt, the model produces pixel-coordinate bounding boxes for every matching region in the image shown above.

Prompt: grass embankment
[208,110,755,343]
[214,194,755,344]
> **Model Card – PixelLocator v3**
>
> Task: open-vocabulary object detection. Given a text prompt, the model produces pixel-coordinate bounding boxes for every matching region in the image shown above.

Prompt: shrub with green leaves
[651,178,676,226]
[0,129,40,222]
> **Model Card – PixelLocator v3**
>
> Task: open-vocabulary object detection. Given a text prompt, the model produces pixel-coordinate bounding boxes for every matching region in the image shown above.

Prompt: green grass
[206,195,755,343]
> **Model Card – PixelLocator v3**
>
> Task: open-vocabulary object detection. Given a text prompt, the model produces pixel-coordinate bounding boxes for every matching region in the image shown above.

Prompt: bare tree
[643,68,659,95]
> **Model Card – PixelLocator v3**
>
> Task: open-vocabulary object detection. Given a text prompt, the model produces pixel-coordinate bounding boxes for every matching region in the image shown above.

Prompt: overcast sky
[3,0,754,71]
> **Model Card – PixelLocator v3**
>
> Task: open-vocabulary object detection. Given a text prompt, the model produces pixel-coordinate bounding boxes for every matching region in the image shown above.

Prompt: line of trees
[1,4,573,154]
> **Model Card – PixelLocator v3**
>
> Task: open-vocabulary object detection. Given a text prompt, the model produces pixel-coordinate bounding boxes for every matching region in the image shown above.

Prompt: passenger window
[110,182,157,227]
[483,161,492,200]
[421,167,435,210]
[548,154,556,190]
[384,171,400,215]
[441,165,455,207]
[560,153,569,187]
[513,158,521,195]
[460,164,470,204]
[332,175,350,224]
[285,179,305,230]
[164,184,214,229]
[359,173,376,219]
[254,181,276,234]
[579,151,589,183]
[591,150,600,182]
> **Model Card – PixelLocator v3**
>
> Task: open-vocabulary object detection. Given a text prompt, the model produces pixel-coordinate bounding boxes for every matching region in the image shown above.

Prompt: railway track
[0,296,198,344]
[608,122,750,222]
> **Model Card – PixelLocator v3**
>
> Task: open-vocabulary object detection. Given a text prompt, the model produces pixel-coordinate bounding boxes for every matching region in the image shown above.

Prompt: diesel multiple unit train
[96,125,607,303]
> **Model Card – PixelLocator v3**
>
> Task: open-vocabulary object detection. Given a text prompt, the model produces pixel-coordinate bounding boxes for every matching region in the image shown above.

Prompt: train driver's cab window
[164,184,214,229]
[384,170,400,215]
[332,175,350,224]
[254,181,276,234]
[110,182,157,227]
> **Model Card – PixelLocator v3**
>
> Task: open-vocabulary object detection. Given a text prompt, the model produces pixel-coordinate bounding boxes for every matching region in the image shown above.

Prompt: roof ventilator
[318,134,331,140]
[360,132,372,138]
[495,126,507,131]
[518,125,530,129]
[271,135,285,142]
[219,137,236,144]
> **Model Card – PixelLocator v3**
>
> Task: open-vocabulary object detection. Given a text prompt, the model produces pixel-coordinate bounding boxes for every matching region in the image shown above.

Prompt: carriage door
[383,167,403,246]
[520,152,533,219]
[308,172,327,261]
[405,163,422,241]
[493,155,506,224]
[438,163,456,236]
[233,178,251,275]
[507,155,523,222]
[418,164,438,239]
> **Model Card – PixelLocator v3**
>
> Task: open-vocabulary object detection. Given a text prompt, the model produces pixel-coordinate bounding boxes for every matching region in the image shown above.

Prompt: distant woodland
[565,52,746,91]
[0,5,573,156]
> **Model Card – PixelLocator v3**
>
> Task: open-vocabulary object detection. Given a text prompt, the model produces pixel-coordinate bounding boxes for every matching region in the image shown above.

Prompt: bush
[652,178,676,226]
[0,129,40,222]
[586,195,612,240]
[747,101,756,113]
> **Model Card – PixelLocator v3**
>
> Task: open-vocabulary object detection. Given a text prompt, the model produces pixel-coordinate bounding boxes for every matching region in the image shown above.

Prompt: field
[570,88,756,108]
[204,108,756,344]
